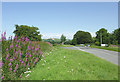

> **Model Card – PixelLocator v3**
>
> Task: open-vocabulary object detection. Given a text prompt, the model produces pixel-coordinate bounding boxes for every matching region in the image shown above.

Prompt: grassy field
[21,46,118,80]
[90,45,119,52]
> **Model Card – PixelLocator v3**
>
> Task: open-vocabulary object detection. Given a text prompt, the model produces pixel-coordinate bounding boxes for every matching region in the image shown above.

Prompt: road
[61,46,119,66]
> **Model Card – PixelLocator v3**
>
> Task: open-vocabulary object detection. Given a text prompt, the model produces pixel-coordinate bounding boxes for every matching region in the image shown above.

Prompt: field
[21,46,118,80]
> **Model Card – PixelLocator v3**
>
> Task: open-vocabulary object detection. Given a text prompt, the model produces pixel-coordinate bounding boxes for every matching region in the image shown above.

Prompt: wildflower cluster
[1,32,45,80]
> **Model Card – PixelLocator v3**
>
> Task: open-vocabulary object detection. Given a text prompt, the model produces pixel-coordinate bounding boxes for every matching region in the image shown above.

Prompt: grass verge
[90,45,119,52]
[21,46,118,80]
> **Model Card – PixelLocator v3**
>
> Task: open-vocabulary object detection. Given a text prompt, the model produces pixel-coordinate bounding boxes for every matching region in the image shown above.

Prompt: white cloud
[90,32,96,37]
[41,32,74,39]
[42,32,96,39]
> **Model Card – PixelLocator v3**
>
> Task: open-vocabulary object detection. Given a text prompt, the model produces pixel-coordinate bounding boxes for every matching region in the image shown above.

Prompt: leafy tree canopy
[13,25,42,41]
[60,34,66,43]
[73,30,92,44]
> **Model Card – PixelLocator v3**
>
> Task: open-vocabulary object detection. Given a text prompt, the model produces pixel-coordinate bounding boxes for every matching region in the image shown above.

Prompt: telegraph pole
[100,32,102,46]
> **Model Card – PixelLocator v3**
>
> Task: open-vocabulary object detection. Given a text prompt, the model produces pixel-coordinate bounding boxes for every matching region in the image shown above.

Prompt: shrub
[1,32,52,80]
[95,41,100,46]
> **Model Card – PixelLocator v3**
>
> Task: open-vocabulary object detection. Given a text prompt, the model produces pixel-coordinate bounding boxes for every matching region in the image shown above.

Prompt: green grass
[21,46,118,80]
[56,44,74,47]
[90,45,119,52]
[38,41,52,52]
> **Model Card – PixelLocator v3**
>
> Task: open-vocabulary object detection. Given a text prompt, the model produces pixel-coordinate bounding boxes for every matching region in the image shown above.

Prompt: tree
[96,28,109,44]
[112,28,120,44]
[13,25,42,41]
[60,34,66,44]
[71,38,77,45]
[73,30,92,44]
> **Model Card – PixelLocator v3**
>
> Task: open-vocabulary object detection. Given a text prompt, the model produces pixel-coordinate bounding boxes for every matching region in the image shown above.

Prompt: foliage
[43,38,61,44]
[60,34,66,43]
[1,32,52,80]
[73,30,92,44]
[13,25,42,41]
[64,40,72,45]
[96,28,110,44]
[95,41,100,46]
[71,38,77,45]
[95,28,120,45]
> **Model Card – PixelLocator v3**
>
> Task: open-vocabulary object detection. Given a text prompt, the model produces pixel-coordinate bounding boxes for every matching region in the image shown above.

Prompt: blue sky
[2,2,118,39]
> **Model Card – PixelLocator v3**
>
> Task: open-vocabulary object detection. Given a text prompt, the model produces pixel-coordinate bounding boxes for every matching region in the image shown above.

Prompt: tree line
[12,25,120,46]
[65,28,120,46]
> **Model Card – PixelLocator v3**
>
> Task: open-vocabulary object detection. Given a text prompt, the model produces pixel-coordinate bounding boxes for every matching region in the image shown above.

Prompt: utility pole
[100,32,102,46]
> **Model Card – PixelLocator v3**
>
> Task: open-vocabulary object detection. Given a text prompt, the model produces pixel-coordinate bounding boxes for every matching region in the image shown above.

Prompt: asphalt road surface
[61,46,119,66]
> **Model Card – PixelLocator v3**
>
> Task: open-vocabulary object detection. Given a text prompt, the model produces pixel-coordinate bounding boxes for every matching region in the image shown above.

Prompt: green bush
[95,41,100,46]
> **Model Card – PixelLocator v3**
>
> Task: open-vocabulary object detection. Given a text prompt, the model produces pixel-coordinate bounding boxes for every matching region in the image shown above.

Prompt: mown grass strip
[90,45,119,52]
[21,46,118,80]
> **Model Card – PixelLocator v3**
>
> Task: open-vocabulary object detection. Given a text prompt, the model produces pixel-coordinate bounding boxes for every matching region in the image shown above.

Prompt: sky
[2,2,118,39]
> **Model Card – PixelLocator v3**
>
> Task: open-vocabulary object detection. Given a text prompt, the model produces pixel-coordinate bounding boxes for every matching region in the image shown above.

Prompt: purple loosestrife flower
[8,62,12,67]
[39,56,41,59]
[21,61,23,64]
[18,44,21,49]
[33,57,35,59]
[25,55,27,58]
[35,48,37,51]
[13,56,15,60]
[19,38,21,41]
[0,61,2,68]
[15,51,19,57]
[2,36,6,40]
[22,42,25,45]
[6,48,8,51]
[9,36,10,40]
[10,44,13,48]
[14,49,15,52]
[31,60,32,63]
[20,60,22,62]
[29,41,31,44]
[9,68,12,71]
[29,55,31,57]
[10,59,13,62]
[24,63,26,67]
[1,76,4,79]
[15,63,18,70]
[4,32,6,36]
[25,59,27,62]
[25,37,29,41]
[13,70,16,72]
[33,53,35,56]
[15,44,17,47]
[5,54,9,60]
[19,52,21,58]
[27,45,30,51]
[17,40,19,43]
[22,37,25,40]
[27,63,29,67]
[33,61,35,64]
